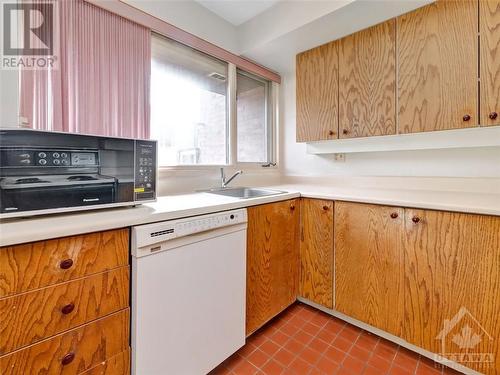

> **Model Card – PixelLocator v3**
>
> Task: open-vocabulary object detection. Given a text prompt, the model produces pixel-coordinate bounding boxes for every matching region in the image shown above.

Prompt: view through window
[151,34,228,166]
[236,71,270,163]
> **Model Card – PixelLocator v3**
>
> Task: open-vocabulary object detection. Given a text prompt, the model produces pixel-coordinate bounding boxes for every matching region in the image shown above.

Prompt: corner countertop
[1,184,499,247]
[0,190,300,247]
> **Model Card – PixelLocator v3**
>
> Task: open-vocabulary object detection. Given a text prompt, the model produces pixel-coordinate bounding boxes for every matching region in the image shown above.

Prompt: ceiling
[195,0,280,26]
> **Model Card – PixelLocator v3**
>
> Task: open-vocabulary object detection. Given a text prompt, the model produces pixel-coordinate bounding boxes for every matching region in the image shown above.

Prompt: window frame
[151,38,278,171]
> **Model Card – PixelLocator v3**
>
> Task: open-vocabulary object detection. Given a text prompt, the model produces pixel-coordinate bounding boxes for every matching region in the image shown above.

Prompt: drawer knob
[463,114,471,122]
[390,212,398,219]
[489,112,498,120]
[412,216,420,224]
[61,352,75,366]
[61,303,75,315]
[290,204,295,210]
[60,259,74,270]
[322,205,329,211]
[328,130,335,136]
[342,129,349,135]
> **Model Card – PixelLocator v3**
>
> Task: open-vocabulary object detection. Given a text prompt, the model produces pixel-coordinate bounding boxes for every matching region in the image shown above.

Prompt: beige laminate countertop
[1,184,499,247]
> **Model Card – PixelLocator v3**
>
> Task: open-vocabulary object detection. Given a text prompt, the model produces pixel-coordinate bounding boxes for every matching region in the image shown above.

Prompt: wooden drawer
[79,349,130,375]
[0,267,129,355]
[0,228,129,298]
[0,309,129,375]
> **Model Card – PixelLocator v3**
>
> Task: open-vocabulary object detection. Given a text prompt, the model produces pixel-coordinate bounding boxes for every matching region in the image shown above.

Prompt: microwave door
[0,184,116,213]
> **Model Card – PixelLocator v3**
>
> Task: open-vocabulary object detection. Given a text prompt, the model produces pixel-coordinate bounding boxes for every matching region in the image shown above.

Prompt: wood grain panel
[404,209,500,375]
[480,0,500,126]
[79,349,130,375]
[339,20,396,138]
[246,199,300,335]
[0,267,129,354]
[0,228,129,298]
[296,41,339,142]
[0,309,129,375]
[299,199,334,309]
[334,201,404,336]
[398,0,478,133]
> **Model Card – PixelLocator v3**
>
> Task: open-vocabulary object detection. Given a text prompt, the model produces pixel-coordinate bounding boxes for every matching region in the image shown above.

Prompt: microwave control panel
[134,140,156,201]
[0,149,98,167]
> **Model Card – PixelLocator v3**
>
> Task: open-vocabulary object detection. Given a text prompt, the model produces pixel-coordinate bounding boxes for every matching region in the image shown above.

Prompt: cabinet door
[246,199,300,335]
[334,202,404,336]
[339,20,396,139]
[398,0,478,133]
[299,199,334,309]
[296,42,339,142]
[404,209,500,375]
[480,0,500,126]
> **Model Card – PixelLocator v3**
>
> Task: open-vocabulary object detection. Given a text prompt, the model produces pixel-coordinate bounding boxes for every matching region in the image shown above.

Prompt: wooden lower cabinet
[0,309,130,375]
[80,349,130,375]
[299,198,334,309]
[0,228,129,298]
[246,199,300,335]
[404,209,500,375]
[0,229,131,375]
[334,201,405,337]
[0,267,129,354]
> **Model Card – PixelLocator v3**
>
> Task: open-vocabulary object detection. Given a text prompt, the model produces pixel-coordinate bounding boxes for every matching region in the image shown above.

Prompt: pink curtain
[19,0,151,139]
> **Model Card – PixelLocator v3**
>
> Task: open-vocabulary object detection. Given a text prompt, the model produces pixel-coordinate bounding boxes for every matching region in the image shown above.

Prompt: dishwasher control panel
[132,208,248,256]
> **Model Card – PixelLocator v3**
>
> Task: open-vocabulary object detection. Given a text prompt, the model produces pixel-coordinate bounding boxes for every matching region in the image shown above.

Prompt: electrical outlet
[334,153,346,162]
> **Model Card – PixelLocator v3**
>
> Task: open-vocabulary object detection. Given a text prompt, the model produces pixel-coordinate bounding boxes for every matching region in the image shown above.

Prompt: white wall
[280,72,500,178]
[123,0,239,53]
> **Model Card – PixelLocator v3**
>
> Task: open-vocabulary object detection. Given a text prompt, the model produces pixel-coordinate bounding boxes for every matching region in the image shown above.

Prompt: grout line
[219,302,460,375]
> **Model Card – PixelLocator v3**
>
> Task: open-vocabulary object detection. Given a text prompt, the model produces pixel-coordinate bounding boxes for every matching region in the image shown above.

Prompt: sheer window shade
[19,0,150,138]
[151,34,228,166]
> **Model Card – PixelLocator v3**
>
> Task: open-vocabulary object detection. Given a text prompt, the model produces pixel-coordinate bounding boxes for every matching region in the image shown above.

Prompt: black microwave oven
[0,129,157,218]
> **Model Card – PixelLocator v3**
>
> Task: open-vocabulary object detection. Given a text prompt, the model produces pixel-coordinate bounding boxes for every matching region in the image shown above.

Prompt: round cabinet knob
[61,303,75,315]
[59,259,74,270]
[328,130,335,136]
[290,204,295,211]
[390,212,398,219]
[412,216,420,224]
[322,205,329,211]
[489,112,498,120]
[463,114,471,122]
[342,129,349,135]
[61,352,75,366]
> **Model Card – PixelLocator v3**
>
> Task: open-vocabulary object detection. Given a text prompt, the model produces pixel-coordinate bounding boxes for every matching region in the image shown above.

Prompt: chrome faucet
[220,168,243,188]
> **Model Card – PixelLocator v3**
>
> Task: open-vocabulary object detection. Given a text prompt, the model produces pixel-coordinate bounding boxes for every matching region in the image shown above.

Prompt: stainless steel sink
[206,187,287,199]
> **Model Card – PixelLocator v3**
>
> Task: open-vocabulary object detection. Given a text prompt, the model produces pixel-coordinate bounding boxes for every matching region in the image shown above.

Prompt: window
[151,34,228,166]
[151,34,276,167]
[236,70,271,163]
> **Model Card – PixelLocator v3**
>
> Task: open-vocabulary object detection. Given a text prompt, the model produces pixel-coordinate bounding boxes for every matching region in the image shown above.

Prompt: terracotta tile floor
[211,303,463,375]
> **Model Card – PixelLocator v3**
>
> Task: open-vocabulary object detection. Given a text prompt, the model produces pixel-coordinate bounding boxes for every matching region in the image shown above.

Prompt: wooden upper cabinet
[296,41,339,142]
[246,199,300,335]
[339,20,396,139]
[299,199,334,309]
[480,0,500,126]
[404,209,500,375]
[398,0,478,133]
[334,201,404,337]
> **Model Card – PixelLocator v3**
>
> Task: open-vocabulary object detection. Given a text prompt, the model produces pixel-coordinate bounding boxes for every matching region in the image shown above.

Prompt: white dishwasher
[131,209,247,375]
